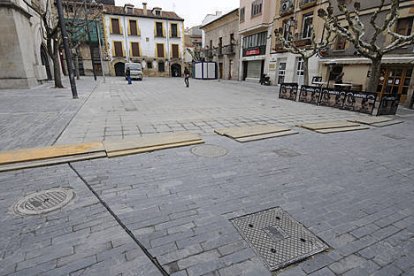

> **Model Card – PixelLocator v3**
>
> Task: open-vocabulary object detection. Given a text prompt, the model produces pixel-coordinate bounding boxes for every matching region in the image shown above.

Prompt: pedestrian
[184,67,190,88]
[126,67,132,85]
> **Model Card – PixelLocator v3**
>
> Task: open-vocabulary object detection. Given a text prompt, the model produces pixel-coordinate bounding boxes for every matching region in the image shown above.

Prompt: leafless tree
[318,0,414,92]
[274,19,336,86]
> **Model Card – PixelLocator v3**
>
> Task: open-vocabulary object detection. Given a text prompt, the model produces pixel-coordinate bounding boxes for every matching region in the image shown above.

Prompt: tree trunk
[74,49,80,80]
[53,39,64,88]
[303,57,309,86]
[367,57,382,93]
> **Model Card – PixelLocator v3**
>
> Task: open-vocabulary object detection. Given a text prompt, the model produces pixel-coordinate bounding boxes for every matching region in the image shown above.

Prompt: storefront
[241,31,267,82]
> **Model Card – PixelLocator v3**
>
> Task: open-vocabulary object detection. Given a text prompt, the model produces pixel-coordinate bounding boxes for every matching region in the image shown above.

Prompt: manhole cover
[274,148,301,158]
[191,144,228,158]
[13,188,75,216]
[231,207,329,271]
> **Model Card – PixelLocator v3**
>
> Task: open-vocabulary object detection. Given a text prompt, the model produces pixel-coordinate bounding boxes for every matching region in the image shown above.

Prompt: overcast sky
[115,0,239,27]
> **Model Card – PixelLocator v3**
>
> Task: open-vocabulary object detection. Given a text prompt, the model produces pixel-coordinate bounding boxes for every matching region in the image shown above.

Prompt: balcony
[293,38,311,47]
[299,0,317,9]
[222,44,236,55]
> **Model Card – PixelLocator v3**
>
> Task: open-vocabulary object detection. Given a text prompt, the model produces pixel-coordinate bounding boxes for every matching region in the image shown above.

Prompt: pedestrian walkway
[0,77,413,276]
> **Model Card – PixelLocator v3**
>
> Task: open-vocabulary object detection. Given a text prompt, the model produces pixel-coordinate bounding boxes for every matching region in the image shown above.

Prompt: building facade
[0,0,52,88]
[201,11,223,48]
[270,0,327,86]
[238,0,276,82]
[319,0,414,107]
[102,3,184,77]
[201,9,240,81]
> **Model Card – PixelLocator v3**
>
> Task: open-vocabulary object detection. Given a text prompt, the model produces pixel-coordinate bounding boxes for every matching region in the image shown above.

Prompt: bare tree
[274,19,336,86]
[318,0,414,92]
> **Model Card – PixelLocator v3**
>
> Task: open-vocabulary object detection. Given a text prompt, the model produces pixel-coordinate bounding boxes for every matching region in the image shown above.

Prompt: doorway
[171,63,182,77]
[114,62,125,76]
[219,63,223,79]
[377,66,413,103]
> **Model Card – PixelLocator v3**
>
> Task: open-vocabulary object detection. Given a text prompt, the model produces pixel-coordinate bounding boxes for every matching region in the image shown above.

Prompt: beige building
[270,0,328,86]
[239,0,276,82]
[0,0,52,88]
[320,0,414,107]
[201,9,240,80]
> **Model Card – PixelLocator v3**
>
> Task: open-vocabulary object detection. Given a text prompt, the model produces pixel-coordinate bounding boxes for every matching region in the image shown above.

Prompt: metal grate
[231,207,329,271]
[191,144,228,158]
[13,188,75,215]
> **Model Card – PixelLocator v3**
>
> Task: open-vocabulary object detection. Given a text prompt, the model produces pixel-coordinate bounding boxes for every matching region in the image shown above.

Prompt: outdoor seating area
[279,81,400,116]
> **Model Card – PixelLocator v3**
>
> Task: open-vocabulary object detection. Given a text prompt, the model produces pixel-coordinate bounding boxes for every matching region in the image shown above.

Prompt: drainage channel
[68,163,169,276]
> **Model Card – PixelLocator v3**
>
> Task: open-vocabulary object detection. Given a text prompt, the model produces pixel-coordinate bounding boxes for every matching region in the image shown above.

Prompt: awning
[322,56,414,65]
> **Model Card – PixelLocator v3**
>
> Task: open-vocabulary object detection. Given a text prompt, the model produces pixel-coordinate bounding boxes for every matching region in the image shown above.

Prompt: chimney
[143,2,147,15]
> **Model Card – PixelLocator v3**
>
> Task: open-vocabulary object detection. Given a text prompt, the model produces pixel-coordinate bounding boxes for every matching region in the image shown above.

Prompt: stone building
[319,0,414,107]
[183,25,202,68]
[0,0,53,88]
[102,3,185,77]
[238,0,276,82]
[201,9,240,81]
[270,0,328,86]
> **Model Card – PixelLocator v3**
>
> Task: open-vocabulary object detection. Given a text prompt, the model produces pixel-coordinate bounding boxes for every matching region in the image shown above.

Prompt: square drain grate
[231,207,329,271]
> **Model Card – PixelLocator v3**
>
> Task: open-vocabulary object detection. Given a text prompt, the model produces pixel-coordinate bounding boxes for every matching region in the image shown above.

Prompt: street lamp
[56,0,78,99]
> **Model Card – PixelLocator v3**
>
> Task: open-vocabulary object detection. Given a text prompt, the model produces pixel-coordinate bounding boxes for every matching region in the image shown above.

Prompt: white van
[125,63,143,80]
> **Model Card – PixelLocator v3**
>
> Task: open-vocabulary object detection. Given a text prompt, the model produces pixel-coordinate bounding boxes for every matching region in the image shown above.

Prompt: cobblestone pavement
[1,77,414,275]
[0,78,96,150]
[56,77,367,145]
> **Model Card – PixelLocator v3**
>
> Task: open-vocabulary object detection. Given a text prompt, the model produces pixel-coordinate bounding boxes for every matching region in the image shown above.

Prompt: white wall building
[102,3,185,77]
[201,11,222,48]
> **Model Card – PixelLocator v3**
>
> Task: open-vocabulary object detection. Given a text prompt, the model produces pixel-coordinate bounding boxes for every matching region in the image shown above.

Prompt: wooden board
[104,132,202,153]
[315,125,370,134]
[348,116,394,125]
[235,130,298,143]
[0,151,107,172]
[214,125,291,139]
[107,140,203,158]
[0,142,105,165]
[300,121,360,130]
[370,120,404,127]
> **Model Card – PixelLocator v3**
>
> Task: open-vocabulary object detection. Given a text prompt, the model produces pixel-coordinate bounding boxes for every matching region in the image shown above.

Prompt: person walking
[184,67,190,88]
[126,67,132,85]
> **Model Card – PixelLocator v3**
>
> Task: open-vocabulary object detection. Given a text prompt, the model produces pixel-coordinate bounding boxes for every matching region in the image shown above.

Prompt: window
[230,33,235,44]
[329,65,343,81]
[396,17,413,36]
[282,20,290,40]
[335,35,347,50]
[147,61,153,69]
[171,23,178,38]
[129,20,138,36]
[156,43,164,57]
[131,42,140,57]
[251,0,263,17]
[243,31,267,49]
[296,58,304,76]
[113,41,123,57]
[172,44,179,58]
[111,18,121,34]
[240,7,245,23]
[155,10,161,16]
[278,62,286,84]
[158,61,165,72]
[302,14,313,39]
[156,22,163,37]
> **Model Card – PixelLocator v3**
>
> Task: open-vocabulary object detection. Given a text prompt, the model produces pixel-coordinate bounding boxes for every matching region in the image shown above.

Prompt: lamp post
[56,0,78,99]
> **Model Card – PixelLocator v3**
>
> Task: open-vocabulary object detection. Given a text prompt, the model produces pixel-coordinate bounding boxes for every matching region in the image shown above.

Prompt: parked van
[125,63,143,80]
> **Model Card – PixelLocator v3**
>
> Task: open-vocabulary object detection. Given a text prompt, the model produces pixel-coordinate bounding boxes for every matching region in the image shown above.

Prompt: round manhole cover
[191,144,228,158]
[13,188,75,216]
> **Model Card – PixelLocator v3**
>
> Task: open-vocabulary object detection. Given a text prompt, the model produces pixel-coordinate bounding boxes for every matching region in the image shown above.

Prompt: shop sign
[246,48,260,56]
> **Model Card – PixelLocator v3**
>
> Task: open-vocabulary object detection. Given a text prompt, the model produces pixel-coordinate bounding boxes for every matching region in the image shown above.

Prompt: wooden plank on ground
[107,140,203,158]
[315,125,370,134]
[370,120,404,127]
[0,142,105,165]
[235,130,299,143]
[300,120,360,130]
[348,116,394,125]
[214,125,291,139]
[104,132,202,153]
[0,151,107,172]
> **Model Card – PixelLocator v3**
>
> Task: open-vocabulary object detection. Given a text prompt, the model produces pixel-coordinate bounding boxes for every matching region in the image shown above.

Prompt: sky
[115,0,240,27]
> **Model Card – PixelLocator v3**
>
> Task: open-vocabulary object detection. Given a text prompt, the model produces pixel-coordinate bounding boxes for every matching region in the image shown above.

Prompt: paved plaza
[1,77,414,276]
